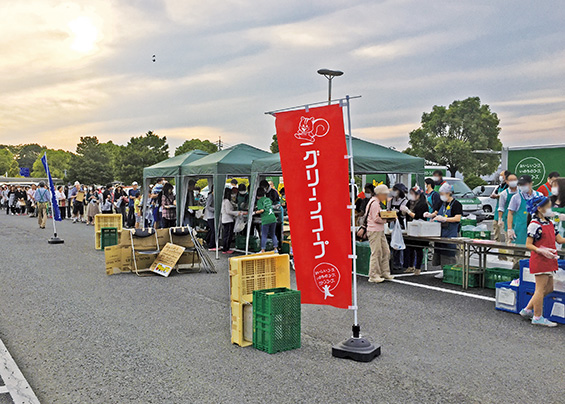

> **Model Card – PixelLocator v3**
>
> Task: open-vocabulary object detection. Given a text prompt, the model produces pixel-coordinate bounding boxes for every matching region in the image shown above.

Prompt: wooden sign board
[150,242,185,277]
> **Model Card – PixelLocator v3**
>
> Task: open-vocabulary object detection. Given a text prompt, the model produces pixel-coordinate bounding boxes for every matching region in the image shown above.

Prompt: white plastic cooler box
[407,220,441,237]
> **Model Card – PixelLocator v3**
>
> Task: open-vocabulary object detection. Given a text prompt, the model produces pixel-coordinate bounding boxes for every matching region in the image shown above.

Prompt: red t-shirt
[537,182,552,197]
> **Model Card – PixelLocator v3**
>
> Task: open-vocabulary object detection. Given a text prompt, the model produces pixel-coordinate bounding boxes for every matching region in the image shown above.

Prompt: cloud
[0,0,564,156]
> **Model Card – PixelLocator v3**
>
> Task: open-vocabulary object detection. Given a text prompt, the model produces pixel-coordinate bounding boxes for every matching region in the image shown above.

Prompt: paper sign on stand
[150,243,185,277]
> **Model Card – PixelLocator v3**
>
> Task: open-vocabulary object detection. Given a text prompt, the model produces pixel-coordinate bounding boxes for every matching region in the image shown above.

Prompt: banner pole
[331,95,380,362]
[43,153,64,244]
[345,96,359,328]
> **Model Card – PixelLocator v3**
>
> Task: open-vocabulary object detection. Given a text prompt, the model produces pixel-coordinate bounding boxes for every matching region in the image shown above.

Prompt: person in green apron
[432,169,446,192]
[490,170,510,245]
[496,173,518,260]
[507,175,542,268]
[430,182,463,278]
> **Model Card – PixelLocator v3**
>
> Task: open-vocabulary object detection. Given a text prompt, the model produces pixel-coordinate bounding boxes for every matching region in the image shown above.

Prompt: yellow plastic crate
[95,231,101,250]
[231,301,253,347]
[94,214,123,232]
[229,253,291,303]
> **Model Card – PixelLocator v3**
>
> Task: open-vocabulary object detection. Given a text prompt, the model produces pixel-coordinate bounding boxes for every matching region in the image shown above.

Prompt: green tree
[175,138,218,155]
[464,174,487,190]
[270,134,278,153]
[115,131,169,185]
[67,136,114,185]
[16,144,43,169]
[0,148,20,176]
[31,149,72,179]
[406,97,502,177]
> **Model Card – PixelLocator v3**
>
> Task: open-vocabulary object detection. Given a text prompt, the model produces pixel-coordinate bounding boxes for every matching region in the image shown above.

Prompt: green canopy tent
[245,137,425,253]
[184,143,271,259]
[142,150,209,224]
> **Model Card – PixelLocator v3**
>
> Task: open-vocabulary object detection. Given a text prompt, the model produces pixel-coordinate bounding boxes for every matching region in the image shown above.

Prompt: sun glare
[68,16,98,53]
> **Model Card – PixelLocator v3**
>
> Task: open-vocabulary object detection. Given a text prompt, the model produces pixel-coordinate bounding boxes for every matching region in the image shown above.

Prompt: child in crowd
[254,187,278,253]
[134,193,143,229]
[520,195,565,327]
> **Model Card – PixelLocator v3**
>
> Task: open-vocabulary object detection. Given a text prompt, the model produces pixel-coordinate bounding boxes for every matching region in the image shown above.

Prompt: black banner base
[48,237,65,244]
[332,337,381,362]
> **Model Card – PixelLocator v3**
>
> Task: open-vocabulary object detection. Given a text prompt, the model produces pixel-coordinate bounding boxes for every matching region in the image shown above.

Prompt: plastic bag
[390,218,406,250]
[234,214,245,233]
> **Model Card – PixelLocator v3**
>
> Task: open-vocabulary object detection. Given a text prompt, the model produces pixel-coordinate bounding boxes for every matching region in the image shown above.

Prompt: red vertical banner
[275,104,352,309]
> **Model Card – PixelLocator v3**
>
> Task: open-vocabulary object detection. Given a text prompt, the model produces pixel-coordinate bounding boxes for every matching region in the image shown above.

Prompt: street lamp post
[317,68,343,104]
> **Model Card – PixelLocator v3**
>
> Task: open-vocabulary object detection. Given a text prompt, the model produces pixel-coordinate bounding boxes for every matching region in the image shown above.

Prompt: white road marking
[392,270,442,278]
[390,278,496,302]
[0,338,40,404]
[0,385,9,394]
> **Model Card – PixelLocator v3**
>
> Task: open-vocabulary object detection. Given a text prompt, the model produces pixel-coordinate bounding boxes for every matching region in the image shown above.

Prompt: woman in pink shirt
[367,184,393,283]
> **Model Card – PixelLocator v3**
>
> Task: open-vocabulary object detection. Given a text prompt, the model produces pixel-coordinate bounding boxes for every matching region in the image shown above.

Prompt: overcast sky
[1,0,564,154]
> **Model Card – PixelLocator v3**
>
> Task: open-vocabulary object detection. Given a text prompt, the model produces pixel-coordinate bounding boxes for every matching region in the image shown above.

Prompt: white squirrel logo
[294,117,330,143]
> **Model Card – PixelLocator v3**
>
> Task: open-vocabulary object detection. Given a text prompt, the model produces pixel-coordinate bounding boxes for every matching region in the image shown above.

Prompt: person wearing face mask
[536,171,560,197]
[549,177,565,240]
[432,170,446,192]
[490,170,510,244]
[424,178,442,214]
[518,195,565,327]
[184,179,197,227]
[507,175,542,245]
[236,183,249,211]
[507,175,542,268]
[496,173,518,260]
[401,186,429,275]
[429,182,463,276]
[366,184,393,283]
[388,183,409,270]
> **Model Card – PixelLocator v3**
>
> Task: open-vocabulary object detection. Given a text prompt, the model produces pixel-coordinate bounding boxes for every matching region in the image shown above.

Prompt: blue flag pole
[41,153,64,244]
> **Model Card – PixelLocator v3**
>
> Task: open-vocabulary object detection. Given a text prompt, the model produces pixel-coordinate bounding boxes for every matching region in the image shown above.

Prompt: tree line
[0,133,218,185]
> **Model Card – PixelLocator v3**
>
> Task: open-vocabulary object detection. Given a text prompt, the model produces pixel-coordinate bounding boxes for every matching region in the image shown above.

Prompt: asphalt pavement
[0,214,564,403]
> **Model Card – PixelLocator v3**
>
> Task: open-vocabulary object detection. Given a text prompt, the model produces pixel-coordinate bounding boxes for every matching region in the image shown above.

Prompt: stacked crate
[229,253,290,347]
[94,214,123,250]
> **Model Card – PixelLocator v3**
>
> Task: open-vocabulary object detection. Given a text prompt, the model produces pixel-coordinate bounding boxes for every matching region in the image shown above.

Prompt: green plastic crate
[235,234,274,252]
[442,265,480,288]
[460,218,477,227]
[461,230,491,240]
[253,287,301,354]
[484,268,520,289]
[101,227,118,249]
[355,241,371,276]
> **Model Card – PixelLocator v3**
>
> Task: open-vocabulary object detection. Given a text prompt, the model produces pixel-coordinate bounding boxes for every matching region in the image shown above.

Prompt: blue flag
[41,153,62,222]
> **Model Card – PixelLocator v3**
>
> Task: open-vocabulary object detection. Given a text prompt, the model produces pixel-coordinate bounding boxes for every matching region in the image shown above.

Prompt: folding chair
[129,228,160,276]
[169,226,197,273]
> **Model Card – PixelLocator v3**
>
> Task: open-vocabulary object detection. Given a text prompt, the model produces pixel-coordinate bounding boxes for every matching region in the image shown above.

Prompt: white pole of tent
[345,95,359,327]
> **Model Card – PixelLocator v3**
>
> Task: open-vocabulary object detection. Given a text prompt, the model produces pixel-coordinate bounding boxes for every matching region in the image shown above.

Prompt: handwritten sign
[150,242,185,277]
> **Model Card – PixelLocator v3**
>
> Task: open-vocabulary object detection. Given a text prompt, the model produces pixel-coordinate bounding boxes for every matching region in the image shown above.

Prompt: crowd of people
[354,170,565,288]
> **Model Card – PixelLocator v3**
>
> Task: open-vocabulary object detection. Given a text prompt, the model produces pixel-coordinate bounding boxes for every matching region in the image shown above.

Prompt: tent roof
[251,137,424,174]
[186,143,271,176]
[143,150,209,178]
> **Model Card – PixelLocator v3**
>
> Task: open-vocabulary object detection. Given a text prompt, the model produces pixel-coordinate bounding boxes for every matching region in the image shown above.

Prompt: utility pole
[217,136,223,151]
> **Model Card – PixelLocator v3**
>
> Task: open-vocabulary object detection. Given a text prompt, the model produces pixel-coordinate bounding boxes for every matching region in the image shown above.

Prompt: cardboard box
[105,245,126,275]
[380,210,397,219]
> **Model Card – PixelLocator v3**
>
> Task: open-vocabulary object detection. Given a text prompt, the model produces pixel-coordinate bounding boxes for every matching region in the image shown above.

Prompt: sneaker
[434,272,444,279]
[413,269,421,275]
[519,309,533,319]
[531,317,558,327]
[368,277,384,283]
[72,219,77,223]
[382,274,394,280]
[404,267,415,273]
[208,248,217,252]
